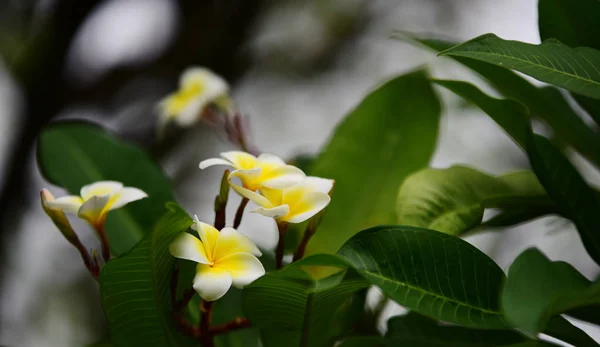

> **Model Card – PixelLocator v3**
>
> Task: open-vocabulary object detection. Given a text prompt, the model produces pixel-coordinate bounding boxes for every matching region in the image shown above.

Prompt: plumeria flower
[232,176,334,223]
[157,67,229,130]
[169,216,265,301]
[44,181,148,228]
[199,151,305,191]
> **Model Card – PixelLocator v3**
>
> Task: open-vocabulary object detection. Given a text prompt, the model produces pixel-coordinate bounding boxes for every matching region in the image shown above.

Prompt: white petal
[191,216,219,257]
[220,151,257,170]
[250,205,290,220]
[44,195,84,214]
[285,191,330,223]
[213,227,262,259]
[261,165,306,189]
[77,195,111,224]
[80,181,123,201]
[180,67,229,96]
[176,98,204,126]
[199,158,233,170]
[193,265,232,301]
[215,252,265,288]
[107,187,148,211]
[304,176,335,194]
[169,232,211,264]
[230,183,271,207]
[256,153,286,167]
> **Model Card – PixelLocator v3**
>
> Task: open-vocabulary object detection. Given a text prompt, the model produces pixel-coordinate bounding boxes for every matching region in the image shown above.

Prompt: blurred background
[0,0,598,346]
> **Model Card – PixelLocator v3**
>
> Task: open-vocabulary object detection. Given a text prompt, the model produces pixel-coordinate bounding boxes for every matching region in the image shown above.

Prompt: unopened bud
[40,189,78,244]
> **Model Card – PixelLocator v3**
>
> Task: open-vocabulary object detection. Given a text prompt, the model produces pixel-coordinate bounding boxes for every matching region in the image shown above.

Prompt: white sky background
[1,0,599,346]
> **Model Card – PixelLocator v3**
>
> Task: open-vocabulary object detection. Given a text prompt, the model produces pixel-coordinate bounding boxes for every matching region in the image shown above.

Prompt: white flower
[169,216,265,301]
[157,67,229,128]
[44,180,147,227]
[200,151,305,191]
[232,176,333,223]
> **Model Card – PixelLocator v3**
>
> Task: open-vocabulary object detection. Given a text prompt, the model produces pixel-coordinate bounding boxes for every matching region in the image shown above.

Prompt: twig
[275,222,289,269]
[233,198,249,229]
[95,223,111,262]
[209,317,251,334]
[200,300,215,347]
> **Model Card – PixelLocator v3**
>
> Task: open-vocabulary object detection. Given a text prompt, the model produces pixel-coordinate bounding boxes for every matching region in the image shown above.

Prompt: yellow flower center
[165,81,205,116]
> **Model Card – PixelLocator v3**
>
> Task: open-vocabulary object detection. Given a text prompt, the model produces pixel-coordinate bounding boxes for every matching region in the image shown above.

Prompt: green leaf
[538,0,600,51]
[566,306,600,326]
[526,134,600,266]
[99,203,195,347]
[242,254,369,347]
[305,68,441,255]
[440,33,600,100]
[396,165,550,235]
[383,314,539,346]
[502,248,600,338]
[337,225,511,329]
[538,0,600,126]
[37,121,175,254]
[338,336,386,347]
[397,33,600,168]
[432,79,530,149]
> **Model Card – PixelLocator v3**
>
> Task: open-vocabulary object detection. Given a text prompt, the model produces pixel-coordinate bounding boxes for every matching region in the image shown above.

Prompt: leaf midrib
[445,49,600,88]
[361,269,505,317]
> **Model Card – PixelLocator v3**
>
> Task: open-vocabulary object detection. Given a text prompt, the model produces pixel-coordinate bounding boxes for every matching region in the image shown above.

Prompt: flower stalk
[275,221,289,269]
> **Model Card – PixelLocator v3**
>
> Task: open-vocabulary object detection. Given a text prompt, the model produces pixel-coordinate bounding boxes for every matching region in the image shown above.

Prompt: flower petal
[215,252,265,287]
[230,183,272,207]
[250,205,290,220]
[304,176,335,194]
[180,67,229,96]
[176,98,205,126]
[285,191,331,223]
[77,195,111,224]
[191,216,220,258]
[107,187,148,211]
[213,227,262,259]
[261,165,306,189]
[193,265,232,301]
[169,232,211,264]
[220,151,257,170]
[44,195,84,214]
[256,153,285,167]
[80,181,123,201]
[199,158,233,170]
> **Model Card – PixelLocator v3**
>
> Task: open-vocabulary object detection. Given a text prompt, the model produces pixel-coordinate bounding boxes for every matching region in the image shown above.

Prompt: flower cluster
[200,151,334,224]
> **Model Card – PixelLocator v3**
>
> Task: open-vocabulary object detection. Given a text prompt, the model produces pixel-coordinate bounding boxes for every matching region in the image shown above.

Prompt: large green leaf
[526,134,600,266]
[397,33,600,168]
[37,122,175,254]
[502,248,600,340]
[538,0,600,126]
[544,316,600,347]
[305,68,441,255]
[382,313,547,346]
[242,254,369,347]
[440,34,600,100]
[337,225,511,329]
[396,165,549,235]
[432,79,530,149]
[99,203,195,347]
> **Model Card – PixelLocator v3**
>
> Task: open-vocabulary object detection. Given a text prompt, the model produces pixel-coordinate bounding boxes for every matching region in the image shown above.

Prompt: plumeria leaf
[439,34,600,100]
[396,33,600,168]
[337,225,511,329]
[382,313,548,347]
[526,133,600,266]
[37,121,175,254]
[502,248,600,340]
[538,0,600,126]
[99,203,196,347]
[397,165,551,235]
[242,254,369,347]
[304,68,441,255]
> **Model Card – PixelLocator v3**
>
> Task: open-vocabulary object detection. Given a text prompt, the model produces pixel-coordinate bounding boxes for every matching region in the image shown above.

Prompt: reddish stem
[233,198,249,229]
[200,300,215,347]
[95,223,111,262]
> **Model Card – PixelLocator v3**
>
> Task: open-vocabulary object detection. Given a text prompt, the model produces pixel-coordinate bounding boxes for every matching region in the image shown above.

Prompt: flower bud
[40,189,78,244]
